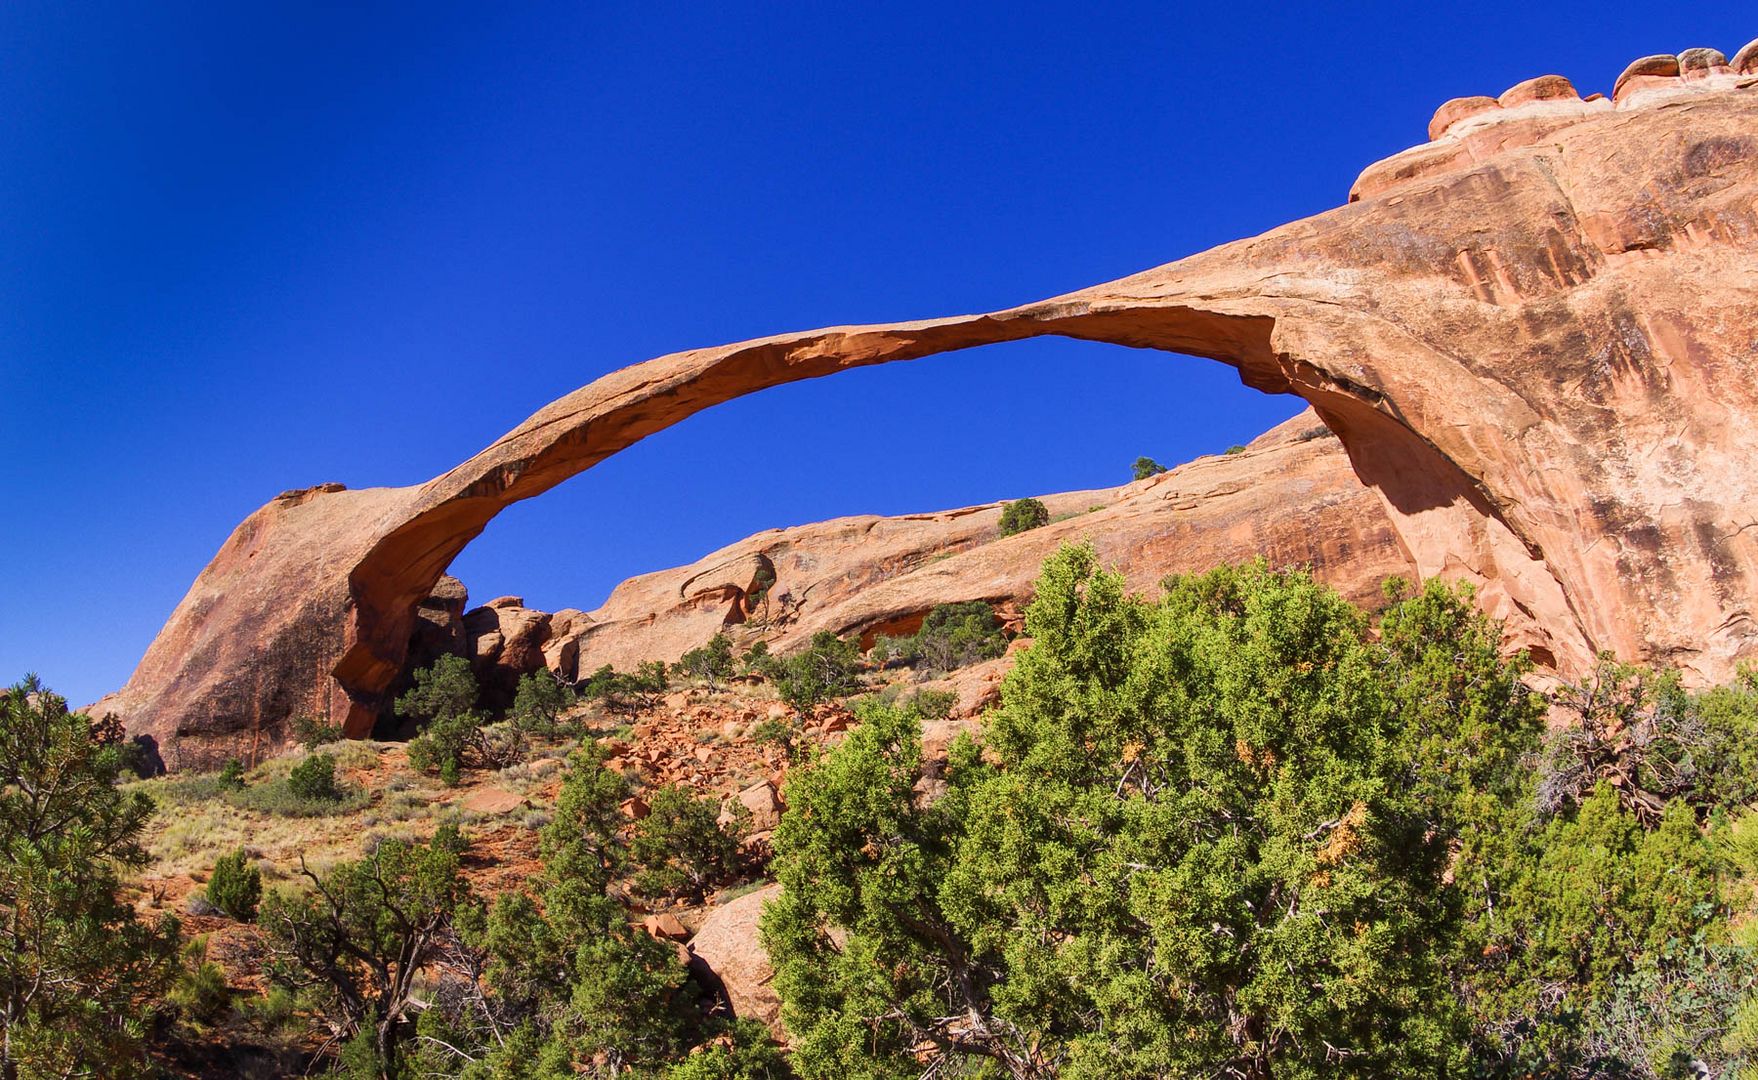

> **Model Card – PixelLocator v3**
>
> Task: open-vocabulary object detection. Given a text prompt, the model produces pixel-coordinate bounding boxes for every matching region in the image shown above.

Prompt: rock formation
[360,411,1413,733]
[94,42,1758,768]
[687,884,786,1038]
[552,412,1406,677]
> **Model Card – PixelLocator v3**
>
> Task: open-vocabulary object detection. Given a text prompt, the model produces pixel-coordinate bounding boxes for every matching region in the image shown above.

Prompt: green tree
[997,497,1049,537]
[1466,787,1726,1070]
[774,632,860,712]
[419,751,706,1076]
[205,848,263,922]
[287,752,342,801]
[1130,456,1166,480]
[764,547,1547,1079]
[217,757,247,790]
[510,669,576,736]
[662,1020,794,1079]
[397,655,480,725]
[675,633,736,691]
[630,785,743,902]
[0,677,179,1080]
[398,657,523,781]
[906,601,1005,674]
[740,640,772,677]
[259,832,470,1078]
[579,663,669,717]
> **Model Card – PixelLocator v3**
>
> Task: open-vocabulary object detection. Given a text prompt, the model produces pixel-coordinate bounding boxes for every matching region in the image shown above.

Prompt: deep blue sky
[2,3,1749,704]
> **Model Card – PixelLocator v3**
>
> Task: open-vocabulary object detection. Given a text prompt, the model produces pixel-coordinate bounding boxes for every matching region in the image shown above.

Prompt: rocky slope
[95,42,1758,768]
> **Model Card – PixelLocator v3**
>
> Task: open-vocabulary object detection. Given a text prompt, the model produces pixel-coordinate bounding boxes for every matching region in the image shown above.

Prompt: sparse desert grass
[125,744,397,878]
[497,754,563,795]
[718,879,772,904]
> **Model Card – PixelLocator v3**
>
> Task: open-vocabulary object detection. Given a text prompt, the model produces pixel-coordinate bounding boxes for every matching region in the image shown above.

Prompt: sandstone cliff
[94,42,1758,768]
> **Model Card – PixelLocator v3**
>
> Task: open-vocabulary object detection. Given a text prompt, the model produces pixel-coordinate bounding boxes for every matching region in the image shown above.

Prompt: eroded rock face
[462,597,552,711]
[94,45,1758,768]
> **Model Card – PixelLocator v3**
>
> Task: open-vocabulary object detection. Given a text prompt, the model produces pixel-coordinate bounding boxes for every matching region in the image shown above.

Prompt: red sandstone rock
[1613,55,1680,101]
[93,47,1758,768]
[1498,74,1578,107]
[643,913,690,942]
[1428,95,1499,141]
[462,599,551,710]
[1734,40,1758,75]
[1678,48,1729,79]
[687,884,784,1037]
[722,780,784,833]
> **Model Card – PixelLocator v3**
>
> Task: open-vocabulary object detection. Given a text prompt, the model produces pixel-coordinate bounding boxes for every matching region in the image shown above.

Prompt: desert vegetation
[7,547,1758,1077]
[872,600,1007,675]
[998,497,1050,537]
[762,547,1758,1078]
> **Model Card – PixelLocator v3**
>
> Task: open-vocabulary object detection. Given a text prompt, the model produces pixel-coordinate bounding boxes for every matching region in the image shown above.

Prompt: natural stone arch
[99,66,1758,767]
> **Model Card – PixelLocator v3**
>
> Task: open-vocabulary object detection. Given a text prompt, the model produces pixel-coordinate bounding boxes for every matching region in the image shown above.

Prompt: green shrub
[1131,455,1167,480]
[579,661,669,715]
[217,758,247,791]
[749,561,778,607]
[762,546,1547,1078]
[231,773,369,818]
[774,632,861,711]
[291,712,343,749]
[205,849,262,921]
[749,717,802,761]
[912,601,1005,674]
[0,676,181,1075]
[739,640,771,677]
[239,985,301,1034]
[997,496,1049,537]
[260,833,469,1079]
[510,669,576,735]
[1224,443,1247,455]
[675,632,736,690]
[903,688,958,722]
[286,753,340,802]
[168,938,230,1025]
[398,656,525,779]
[630,785,744,902]
[407,714,489,785]
[395,654,480,725]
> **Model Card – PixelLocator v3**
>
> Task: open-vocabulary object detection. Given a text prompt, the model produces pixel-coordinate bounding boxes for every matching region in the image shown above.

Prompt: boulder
[643,913,690,942]
[688,884,784,1038]
[722,780,784,833]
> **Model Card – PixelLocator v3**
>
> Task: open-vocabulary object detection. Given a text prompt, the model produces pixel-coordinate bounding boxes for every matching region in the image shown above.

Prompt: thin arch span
[102,85,1758,765]
[334,296,1559,737]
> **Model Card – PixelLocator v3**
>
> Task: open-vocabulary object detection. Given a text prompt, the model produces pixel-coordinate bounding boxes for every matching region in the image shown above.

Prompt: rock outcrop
[687,884,785,1038]
[94,43,1758,768]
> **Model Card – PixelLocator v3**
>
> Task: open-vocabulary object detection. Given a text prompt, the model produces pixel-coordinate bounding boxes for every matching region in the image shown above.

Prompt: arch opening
[437,334,1306,635]
[331,304,1522,737]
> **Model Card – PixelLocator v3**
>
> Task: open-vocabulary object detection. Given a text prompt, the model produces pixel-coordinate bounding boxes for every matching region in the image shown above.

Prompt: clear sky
[2,2,1750,705]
